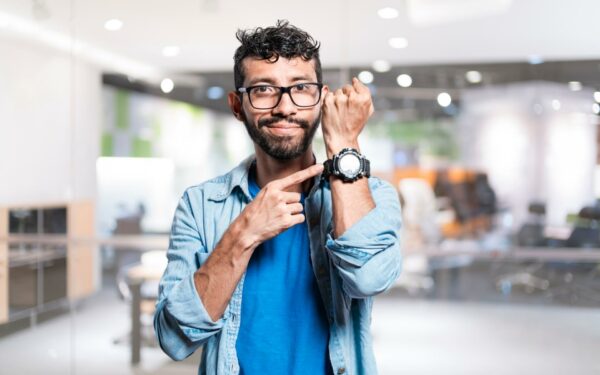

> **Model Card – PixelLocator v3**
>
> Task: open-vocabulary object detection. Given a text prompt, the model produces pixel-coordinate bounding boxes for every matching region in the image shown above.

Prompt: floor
[1,285,599,375]
[372,296,600,375]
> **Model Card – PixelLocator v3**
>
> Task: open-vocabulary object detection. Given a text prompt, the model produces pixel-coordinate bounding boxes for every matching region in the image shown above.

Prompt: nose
[272,91,297,117]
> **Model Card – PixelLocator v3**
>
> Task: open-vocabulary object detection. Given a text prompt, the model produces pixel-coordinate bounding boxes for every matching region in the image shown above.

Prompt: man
[154,20,402,375]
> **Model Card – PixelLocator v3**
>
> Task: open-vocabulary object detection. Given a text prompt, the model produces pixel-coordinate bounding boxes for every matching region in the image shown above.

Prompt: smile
[266,125,302,135]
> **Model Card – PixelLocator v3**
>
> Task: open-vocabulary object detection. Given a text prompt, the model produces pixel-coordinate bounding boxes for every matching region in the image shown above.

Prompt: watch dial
[339,154,361,177]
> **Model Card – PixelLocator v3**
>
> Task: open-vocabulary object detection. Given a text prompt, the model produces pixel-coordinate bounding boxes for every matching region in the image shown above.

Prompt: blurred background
[1,0,600,374]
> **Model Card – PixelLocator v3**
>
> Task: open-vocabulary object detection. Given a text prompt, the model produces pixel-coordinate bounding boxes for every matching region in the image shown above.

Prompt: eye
[295,83,307,91]
[253,86,275,93]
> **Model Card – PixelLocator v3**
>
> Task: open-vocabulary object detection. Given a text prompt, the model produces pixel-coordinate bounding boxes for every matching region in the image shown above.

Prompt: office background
[1,1,600,374]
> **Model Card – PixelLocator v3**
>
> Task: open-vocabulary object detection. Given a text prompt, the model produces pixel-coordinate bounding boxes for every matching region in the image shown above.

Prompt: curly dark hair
[233,20,322,89]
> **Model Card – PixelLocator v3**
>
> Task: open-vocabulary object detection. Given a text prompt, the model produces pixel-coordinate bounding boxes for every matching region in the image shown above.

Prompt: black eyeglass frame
[237,83,324,110]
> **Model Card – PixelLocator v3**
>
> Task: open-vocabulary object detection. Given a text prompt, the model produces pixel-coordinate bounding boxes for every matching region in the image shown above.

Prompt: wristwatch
[323,148,371,182]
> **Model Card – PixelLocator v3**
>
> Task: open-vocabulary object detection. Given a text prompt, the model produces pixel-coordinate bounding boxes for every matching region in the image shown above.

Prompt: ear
[228,91,244,121]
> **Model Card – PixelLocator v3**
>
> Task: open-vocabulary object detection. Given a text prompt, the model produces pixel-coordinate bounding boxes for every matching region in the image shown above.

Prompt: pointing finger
[276,164,324,190]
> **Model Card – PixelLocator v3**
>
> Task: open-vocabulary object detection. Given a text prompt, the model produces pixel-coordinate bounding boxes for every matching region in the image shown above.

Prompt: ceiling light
[568,81,582,91]
[160,78,174,93]
[358,71,374,84]
[594,91,600,103]
[465,70,482,84]
[104,19,123,31]
[207,86,224,100]
[378,7,399,19]
[162,46,180,57]
[593,103,600,115]
[528,55,544,65]
[396,74,412,88]
[551,99,561,111]
[437,92,451,107]
[389,37,408,49]
[372,60,391,73]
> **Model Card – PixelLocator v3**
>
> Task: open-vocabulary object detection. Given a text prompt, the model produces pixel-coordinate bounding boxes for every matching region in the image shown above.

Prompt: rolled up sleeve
[325,178,402,298]
[154,190,225,361]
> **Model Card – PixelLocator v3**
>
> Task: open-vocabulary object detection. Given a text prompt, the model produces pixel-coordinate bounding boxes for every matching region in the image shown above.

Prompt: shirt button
[337,368,346,374]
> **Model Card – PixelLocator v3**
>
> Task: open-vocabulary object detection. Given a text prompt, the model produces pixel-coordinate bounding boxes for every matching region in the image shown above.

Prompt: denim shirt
[154,155,402,375]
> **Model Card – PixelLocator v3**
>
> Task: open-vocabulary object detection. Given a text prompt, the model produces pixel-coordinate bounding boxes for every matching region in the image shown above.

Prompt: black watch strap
[323,158,335,179]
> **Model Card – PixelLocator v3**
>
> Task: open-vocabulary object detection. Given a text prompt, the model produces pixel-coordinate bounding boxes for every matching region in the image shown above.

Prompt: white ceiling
[1,0,599,75]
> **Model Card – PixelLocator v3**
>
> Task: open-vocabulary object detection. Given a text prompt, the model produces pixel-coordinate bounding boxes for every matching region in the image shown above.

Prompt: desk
[127,263,164,365]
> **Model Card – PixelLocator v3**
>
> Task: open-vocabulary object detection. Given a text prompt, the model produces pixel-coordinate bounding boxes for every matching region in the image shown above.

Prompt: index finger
[276,163,324,189]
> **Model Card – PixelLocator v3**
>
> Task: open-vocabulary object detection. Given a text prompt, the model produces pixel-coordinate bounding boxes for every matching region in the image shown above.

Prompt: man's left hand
[321,77,374,157]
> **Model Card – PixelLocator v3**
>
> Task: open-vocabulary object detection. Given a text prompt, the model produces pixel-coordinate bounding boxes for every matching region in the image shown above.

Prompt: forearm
[324,177,403,298]
[327,140,375,238]
[193,219,257,322]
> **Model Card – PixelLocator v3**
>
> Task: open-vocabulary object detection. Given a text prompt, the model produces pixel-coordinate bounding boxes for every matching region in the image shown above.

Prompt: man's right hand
[238,163,324,248]
[193,163,323,322]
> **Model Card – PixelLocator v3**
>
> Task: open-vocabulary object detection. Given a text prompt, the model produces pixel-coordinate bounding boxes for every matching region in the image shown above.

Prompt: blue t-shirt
[235,166,332,375]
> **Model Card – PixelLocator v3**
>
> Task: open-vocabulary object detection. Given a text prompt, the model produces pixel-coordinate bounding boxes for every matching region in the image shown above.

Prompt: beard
[241,111,321,160]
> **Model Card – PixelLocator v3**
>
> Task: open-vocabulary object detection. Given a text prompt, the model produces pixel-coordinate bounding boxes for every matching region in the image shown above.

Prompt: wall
[0,34,102,292]
[0,35,101,205]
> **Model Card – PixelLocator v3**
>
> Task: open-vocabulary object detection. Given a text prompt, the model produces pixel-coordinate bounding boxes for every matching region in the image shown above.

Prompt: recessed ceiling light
[396,74,412,88]
[465,70,482,84]
[568,81,582,91]
[207,86,224,100]
[593,103,600,115]
[162,46,180,57]
[378,7,399,19]
[372,60,391,73]
[437,92,451,107]
[551,99,561,111]
[389,37,408,49]
[593,91,600,103]
[104,19,123,31]
[160,78,174,93]
[528,55,544,65]
[358,71,374,84]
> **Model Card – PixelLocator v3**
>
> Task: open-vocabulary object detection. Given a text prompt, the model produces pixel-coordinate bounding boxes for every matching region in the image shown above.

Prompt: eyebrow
[246,75,315,86]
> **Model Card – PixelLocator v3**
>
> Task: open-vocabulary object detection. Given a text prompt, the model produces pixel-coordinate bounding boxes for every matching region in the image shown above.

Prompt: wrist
[325,139,360,158]
[228,217,260,253]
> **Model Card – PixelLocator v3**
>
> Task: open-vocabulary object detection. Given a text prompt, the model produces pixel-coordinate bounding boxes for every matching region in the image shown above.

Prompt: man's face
[232,57,327,160]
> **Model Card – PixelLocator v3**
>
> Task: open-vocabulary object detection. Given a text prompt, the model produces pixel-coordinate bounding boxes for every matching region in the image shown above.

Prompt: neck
[253,146,316,193]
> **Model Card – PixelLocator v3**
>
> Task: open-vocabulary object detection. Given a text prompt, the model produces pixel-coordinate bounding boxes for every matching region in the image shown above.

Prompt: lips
[258,117,309,129]
[265,123,302,135]
[267,124,301,129]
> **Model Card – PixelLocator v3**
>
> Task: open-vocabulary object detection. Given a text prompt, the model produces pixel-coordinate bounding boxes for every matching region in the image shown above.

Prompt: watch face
[338,153,361,178]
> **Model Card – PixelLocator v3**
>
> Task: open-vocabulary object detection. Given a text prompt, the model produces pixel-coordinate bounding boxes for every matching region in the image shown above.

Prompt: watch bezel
[334,148,363,181]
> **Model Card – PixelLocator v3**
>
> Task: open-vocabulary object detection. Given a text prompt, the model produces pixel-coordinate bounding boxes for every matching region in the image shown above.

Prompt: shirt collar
[207,155,254,202]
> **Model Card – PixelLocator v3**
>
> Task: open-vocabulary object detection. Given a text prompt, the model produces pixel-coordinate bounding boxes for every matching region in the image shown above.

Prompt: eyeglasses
[237,83,323,110]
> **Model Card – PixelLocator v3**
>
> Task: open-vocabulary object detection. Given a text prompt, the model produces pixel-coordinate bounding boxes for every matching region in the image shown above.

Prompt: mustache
[257,116,310,129]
